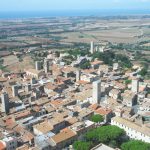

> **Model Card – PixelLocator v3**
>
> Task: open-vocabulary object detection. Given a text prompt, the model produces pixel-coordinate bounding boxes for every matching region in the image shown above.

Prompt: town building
[111,117,150,143]
[92,80,101,104]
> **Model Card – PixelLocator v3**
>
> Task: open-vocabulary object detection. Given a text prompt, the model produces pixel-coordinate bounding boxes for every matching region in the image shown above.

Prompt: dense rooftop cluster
[0,41,150,150]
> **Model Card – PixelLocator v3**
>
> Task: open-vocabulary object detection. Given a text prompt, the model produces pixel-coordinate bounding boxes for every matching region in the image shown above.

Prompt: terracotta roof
[114,81,126,90]
[95,107,112,115]
[14,125,34,142]
[51,128,76,144]
[48,116,65,126]
[50,100,63,107]
[0,141,6,150]
[3,116,14,126]
[89,104,100,110]
[66,117,78,125]
[76,80,89,85]
[14,110,31,120]
[45,83,57,90]
[33,121,53,134]
[0,77,7,82]
[83,69,96,74]
[36,98,50,106]
[61,66,75,73]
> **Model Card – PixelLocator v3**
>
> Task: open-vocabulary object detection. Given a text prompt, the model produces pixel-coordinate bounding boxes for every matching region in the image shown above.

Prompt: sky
[0,0,150,12]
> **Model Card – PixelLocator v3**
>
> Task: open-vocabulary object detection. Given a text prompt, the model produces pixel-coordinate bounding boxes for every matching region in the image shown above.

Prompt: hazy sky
[0,0,150,11]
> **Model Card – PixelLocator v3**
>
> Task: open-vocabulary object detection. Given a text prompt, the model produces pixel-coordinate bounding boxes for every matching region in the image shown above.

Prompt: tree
[90,114,104,123]
[139,68,147,77]
[85,129,99,143]
[109,140,117,148]
[85,125,125,146]
[125,79,132,85]
[121,140,150,150]
[115,54,132,69]
[80,60,91,69]
[96,125,125,143]
[73,141,91,150]
[92,51,115,66]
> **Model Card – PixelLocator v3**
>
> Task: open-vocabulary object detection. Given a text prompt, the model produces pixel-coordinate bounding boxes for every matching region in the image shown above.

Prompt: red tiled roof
[95,107,112,115]
[0,141,6,150]
[89,104,100,110]
[76,80,89,85]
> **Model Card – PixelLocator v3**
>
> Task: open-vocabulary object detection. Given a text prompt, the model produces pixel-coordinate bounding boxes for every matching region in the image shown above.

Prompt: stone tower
[1,92,9,114]
[92,80,101,104]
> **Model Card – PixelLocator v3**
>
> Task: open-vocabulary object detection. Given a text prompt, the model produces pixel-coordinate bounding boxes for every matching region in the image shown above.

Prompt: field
[0,16,150,50]
[58,28,141,44]
[0,16,150,72]
[3,55,34,72]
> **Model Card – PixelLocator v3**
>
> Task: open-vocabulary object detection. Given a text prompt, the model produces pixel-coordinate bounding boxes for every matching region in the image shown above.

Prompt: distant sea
[0,9,150,19]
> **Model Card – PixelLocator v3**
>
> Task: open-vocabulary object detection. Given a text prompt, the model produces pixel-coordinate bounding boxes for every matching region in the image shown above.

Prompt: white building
[80,73,100,83]
[111,117,150,143]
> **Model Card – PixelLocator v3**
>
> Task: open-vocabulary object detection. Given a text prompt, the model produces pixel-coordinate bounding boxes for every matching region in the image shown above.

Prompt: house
[34,132,55,150]
[61,66,75,78]
[50,128,77,149]
[91,60,103,69]
[44,83,59,94]
[111,117,150,143]
[95,107,113,122]
[80,73,100,83]
[109,89,120,100]
[69,120,94,139]
[99,65,109,74]
[78,109,94,121]
[122,90,137,107]
[33,121,54,135]
[139,98,150,111]
[48,116,66,133]
[26,69,45,79]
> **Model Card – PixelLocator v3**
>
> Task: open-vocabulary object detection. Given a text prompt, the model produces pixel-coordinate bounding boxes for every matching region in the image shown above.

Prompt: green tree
[115,54,132,68]
[109,140,117,148]
[97,125,125,143]
[92,51,115,66]
[85,129,99,142]
[125,79,132,85]
[73,141,91,150]
[85,125,125,146]
[80,60,91,69]
[121,140,150,150]
[139,68,148,77]
[90,114,104,123]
